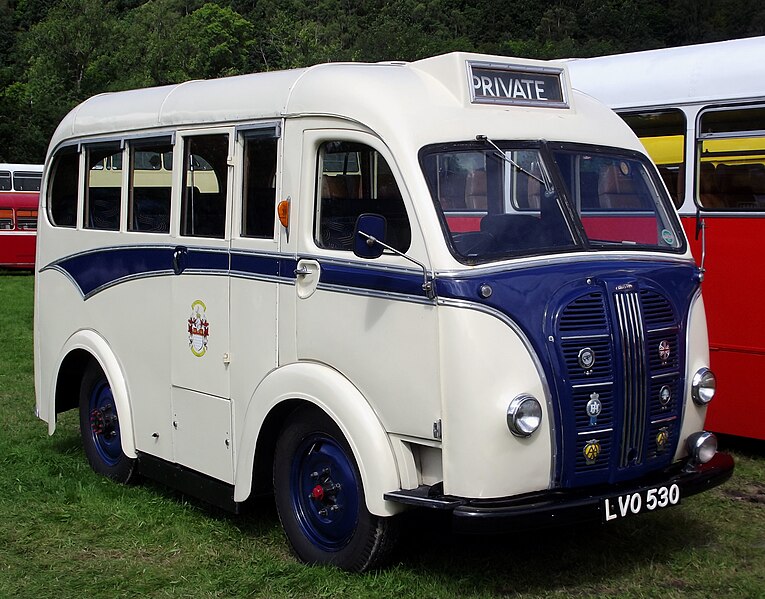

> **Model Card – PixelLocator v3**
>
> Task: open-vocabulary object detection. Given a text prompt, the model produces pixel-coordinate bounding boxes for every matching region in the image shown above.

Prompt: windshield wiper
[475,134,550,190]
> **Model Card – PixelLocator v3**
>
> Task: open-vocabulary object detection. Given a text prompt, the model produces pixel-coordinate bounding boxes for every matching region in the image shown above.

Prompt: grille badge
[659,385,672,406]
[658,340,671,363]
[578,347,595,371]
[586,392,602,426]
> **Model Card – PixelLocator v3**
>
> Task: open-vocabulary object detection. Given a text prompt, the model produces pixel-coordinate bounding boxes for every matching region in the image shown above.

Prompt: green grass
[1,272,764,598]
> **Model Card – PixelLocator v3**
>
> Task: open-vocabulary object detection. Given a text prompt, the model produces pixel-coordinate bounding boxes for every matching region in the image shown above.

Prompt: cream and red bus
[34,53,732,570]
[0,163,42,269]
[567,36,765,441]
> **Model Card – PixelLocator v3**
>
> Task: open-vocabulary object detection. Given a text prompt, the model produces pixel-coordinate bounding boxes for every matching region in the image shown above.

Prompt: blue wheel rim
[289,433,359,551]
[88,377,122,467]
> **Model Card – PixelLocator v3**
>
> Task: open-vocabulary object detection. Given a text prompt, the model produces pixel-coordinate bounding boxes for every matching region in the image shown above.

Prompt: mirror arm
[358,231,436,300]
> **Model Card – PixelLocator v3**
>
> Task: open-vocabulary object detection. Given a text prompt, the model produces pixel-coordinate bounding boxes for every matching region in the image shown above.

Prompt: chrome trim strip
[578,428,613,436]
[560,333,611,341]
[651,371,681,380]
[434,253,694,280]
[651,416,678,425]
[571,380,614,389]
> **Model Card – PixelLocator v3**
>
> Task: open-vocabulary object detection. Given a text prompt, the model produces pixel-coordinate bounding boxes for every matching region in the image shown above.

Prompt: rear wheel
[79,362,136,483]
[273,406,398,571]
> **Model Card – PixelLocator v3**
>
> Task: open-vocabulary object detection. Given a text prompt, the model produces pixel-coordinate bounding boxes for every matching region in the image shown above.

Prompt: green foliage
[1,0,765,161]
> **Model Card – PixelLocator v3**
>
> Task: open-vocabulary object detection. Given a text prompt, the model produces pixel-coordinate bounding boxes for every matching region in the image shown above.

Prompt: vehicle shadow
[390,506,716,595]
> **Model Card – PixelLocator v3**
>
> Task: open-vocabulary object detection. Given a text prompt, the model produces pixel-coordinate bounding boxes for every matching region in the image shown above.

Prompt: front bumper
[385,452,734,534]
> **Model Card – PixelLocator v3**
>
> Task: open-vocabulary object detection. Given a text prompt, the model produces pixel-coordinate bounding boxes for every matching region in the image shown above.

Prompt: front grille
[554,282,684,485]
[614,292,647,467]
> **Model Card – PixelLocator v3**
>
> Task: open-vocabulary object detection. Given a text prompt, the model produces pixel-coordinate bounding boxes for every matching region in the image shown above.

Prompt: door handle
[294,266,311,276]
[172,246,188,275]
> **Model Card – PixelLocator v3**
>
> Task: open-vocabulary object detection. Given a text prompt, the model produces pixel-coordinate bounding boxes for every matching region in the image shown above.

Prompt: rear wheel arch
[50,331,136,458]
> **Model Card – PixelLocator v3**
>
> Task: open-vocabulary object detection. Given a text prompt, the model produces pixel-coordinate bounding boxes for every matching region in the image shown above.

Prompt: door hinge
[433,419,442,440]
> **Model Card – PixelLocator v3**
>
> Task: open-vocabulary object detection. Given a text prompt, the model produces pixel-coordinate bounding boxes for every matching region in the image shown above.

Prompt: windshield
[420,142,684,264]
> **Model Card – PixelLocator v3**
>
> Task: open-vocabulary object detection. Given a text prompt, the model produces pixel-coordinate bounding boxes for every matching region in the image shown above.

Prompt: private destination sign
[468,61,568,108]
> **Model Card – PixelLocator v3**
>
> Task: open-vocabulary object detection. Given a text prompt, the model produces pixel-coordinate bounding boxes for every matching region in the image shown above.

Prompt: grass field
[1,272,764,598]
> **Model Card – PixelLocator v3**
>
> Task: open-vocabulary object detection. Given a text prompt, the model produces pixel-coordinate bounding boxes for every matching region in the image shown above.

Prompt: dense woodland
[1,0,764,163]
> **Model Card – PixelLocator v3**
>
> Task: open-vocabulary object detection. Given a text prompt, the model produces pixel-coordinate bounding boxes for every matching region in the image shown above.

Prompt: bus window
[129,140,172,233]
[315,141,411,252]
[242,136,277,238]
[14,171,42,192]
[0,208,13,229]
[620,110,686,208]
[48,148,79,228]
[85,144,122,231]
[698,105,765,210]
[181,134,228,238]
[16,209,37,230]
[0,171,10,191]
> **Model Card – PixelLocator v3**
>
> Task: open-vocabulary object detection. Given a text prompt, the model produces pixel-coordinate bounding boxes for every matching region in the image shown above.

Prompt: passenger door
[170,129,234,482]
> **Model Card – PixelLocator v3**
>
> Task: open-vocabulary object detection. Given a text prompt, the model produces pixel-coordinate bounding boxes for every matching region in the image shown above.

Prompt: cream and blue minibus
[34,52,734,571]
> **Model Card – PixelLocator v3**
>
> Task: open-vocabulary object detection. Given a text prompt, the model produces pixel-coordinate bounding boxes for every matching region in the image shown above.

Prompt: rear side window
[315,141,411,253]
[85,144,122,231]
[129,140,173,233]
[48,148,79,227]
[0,171,10,191]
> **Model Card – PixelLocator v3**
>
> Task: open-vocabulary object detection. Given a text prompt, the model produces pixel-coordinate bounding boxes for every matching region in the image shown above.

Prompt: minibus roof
[49,52,640,155]
[566,36,765,110]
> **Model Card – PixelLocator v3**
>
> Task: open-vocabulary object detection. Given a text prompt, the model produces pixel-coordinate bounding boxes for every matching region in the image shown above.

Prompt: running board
[384,485,464,510]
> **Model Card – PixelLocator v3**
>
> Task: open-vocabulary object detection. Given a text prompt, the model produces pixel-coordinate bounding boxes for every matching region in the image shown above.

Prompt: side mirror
[354,213,387,259]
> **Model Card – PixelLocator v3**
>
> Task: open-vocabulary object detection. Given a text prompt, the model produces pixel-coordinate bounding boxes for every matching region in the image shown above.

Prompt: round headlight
[687,431,717,464]
[691,368,716,405]
[507,395,542,437]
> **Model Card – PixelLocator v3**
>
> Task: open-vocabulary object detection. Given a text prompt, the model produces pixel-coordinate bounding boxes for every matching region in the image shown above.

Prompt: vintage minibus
[0,163,42,269]
[566,36,765,441]
[34,52,734,571]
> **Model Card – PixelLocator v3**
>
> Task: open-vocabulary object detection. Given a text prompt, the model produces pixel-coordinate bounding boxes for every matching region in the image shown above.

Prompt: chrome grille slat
[615,291,646,466]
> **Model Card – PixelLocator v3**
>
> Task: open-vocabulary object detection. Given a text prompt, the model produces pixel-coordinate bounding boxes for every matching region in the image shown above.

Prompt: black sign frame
[468,61,568,108]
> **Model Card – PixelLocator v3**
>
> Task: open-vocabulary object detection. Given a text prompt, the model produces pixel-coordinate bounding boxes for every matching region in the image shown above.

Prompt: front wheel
[273,406,398,571]
[79,362,136,483]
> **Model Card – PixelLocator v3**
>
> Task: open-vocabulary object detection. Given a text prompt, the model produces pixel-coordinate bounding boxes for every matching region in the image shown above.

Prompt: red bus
[567,37,765,440]
[0,163,42,269]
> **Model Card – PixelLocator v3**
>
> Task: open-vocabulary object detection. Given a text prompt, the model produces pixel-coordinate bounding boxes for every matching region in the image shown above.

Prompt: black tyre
[79,362,137,483]
[273,406,398,571]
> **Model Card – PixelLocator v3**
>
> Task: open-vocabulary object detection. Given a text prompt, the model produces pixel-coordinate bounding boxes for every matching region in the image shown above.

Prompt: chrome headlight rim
[691,367,716,406]
[506,394,542,438]
[687,431,717,465]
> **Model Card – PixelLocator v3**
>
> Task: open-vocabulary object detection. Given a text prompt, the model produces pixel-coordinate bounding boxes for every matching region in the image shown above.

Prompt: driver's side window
[314,141,411,253]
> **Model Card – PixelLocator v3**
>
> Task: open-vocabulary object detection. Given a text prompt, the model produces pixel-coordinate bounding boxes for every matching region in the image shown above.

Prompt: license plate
[603,483,681,522]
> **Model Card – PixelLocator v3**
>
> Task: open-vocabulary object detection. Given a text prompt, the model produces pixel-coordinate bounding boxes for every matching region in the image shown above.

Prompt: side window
[48,147,79,227]
[181,134,228,238]
[315,141,411,253]
[620,110,686,209]
[129,140,172,233]
[697,105,765,210]
[85,143,122,231]
[14,171,42,192]
[242,135,277,238]
[0,171,10,191]
[0,208,13,230]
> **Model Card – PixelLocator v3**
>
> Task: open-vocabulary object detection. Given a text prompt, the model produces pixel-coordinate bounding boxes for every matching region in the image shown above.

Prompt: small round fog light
[687,431,717,464]
[507,395,542,437]
[691,368,716,405]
